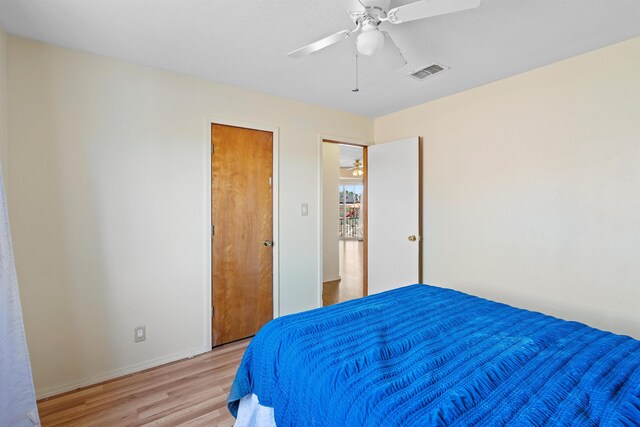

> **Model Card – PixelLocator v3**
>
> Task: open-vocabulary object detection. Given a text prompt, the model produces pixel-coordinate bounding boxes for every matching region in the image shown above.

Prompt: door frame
[204,117,280,349]
[318,135,371,306]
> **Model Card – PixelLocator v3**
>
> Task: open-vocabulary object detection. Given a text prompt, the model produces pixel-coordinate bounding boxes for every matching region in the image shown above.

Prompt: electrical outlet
[134,326,146,343]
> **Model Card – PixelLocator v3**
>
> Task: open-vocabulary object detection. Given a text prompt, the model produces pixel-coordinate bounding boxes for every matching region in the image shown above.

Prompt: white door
[367,137,421,295]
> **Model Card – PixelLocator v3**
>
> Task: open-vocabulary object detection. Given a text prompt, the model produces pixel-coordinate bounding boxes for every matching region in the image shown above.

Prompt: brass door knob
[263,240,274,247]
[408,235,417,242]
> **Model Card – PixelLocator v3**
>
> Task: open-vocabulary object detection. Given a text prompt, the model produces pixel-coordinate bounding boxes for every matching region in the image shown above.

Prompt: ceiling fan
[349,160,364,176]
[288,0,481,69]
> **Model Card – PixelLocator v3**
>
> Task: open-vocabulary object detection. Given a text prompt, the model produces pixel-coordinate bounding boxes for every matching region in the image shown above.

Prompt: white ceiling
[1,1,639,117]
[339,144,364,168]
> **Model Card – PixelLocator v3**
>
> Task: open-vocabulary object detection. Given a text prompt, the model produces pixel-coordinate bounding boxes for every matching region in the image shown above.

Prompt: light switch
[301,203,309,216]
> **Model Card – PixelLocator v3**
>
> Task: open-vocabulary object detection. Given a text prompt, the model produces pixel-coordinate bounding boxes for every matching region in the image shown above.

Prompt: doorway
[322,140,368,306]
[211,123,274,347]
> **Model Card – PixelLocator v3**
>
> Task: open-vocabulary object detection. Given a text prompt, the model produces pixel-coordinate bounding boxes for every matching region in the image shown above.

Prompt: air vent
[408,63,449,80]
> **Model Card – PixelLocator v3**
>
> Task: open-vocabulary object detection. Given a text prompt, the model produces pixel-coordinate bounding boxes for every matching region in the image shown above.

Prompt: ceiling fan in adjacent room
[349,160,364,176]
[288,0,481,70]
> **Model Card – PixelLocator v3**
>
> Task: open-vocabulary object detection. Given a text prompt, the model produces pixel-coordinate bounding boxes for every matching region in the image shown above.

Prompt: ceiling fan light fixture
[288,0,483,71]
[356,24,384,56]
[352,159,364,176]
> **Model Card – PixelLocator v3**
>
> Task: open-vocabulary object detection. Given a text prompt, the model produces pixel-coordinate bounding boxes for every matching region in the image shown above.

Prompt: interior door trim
[204,117,280,349]
[418,137,423,284]
[319,135,371,307]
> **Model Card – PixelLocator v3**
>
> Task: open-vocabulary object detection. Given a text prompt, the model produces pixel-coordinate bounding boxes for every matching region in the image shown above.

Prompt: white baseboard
[36,345,210,399]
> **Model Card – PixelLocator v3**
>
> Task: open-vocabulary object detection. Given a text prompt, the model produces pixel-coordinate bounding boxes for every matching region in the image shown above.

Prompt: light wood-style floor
[37,241,363,425]
[323,240,364,306]
[37,339,250,427]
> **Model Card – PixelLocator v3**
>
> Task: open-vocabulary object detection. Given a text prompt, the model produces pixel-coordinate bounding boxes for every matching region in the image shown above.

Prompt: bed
[227,284,640,426]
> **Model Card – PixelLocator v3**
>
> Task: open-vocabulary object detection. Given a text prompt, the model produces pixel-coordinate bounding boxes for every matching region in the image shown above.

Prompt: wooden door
[367,137,421,295]
[211,124,273,347]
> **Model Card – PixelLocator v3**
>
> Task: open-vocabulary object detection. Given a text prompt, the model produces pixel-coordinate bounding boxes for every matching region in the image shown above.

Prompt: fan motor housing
[361,0,391,10]
[351,0,390,24]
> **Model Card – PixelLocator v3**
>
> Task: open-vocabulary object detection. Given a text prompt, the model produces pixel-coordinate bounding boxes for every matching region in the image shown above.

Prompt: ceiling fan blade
[377,32,407,70]
[343,0,366,13]
[388,0,481,24]
[288,30,353,58]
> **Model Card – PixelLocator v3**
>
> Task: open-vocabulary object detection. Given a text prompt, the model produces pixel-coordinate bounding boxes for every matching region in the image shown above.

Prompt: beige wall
[7,27,639,399]
[375,37,640,339]
[6,36,372,397]
[322,143,340,282]
[0,27,8,179]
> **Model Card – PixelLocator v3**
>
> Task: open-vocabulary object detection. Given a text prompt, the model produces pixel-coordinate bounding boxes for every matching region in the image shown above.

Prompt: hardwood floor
[38,242,363,425]
[37,339,249,427]
[323,240,364,306]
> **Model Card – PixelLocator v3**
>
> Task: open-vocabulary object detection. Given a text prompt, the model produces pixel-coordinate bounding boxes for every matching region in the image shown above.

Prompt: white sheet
[0,167,40,426]
[234,393,276,427]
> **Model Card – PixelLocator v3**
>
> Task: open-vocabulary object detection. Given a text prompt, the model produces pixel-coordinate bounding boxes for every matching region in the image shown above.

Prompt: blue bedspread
[228,284,640,426]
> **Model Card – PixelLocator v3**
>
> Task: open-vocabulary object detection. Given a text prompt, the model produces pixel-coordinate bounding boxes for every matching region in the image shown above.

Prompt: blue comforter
[228,284,640,426]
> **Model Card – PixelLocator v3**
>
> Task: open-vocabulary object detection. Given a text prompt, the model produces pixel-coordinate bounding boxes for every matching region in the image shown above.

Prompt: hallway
[323,240,363,306]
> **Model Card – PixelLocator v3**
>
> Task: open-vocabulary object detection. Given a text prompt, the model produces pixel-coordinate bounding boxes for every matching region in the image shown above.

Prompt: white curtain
[0,167,40,426]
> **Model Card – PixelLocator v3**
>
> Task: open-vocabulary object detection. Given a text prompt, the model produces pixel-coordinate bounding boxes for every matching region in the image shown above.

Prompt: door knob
[408,235,417,242]
[263,240,274,247]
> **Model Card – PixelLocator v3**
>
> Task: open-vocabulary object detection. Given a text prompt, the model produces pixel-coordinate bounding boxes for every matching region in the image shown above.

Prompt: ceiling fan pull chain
[352,53,360,93]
